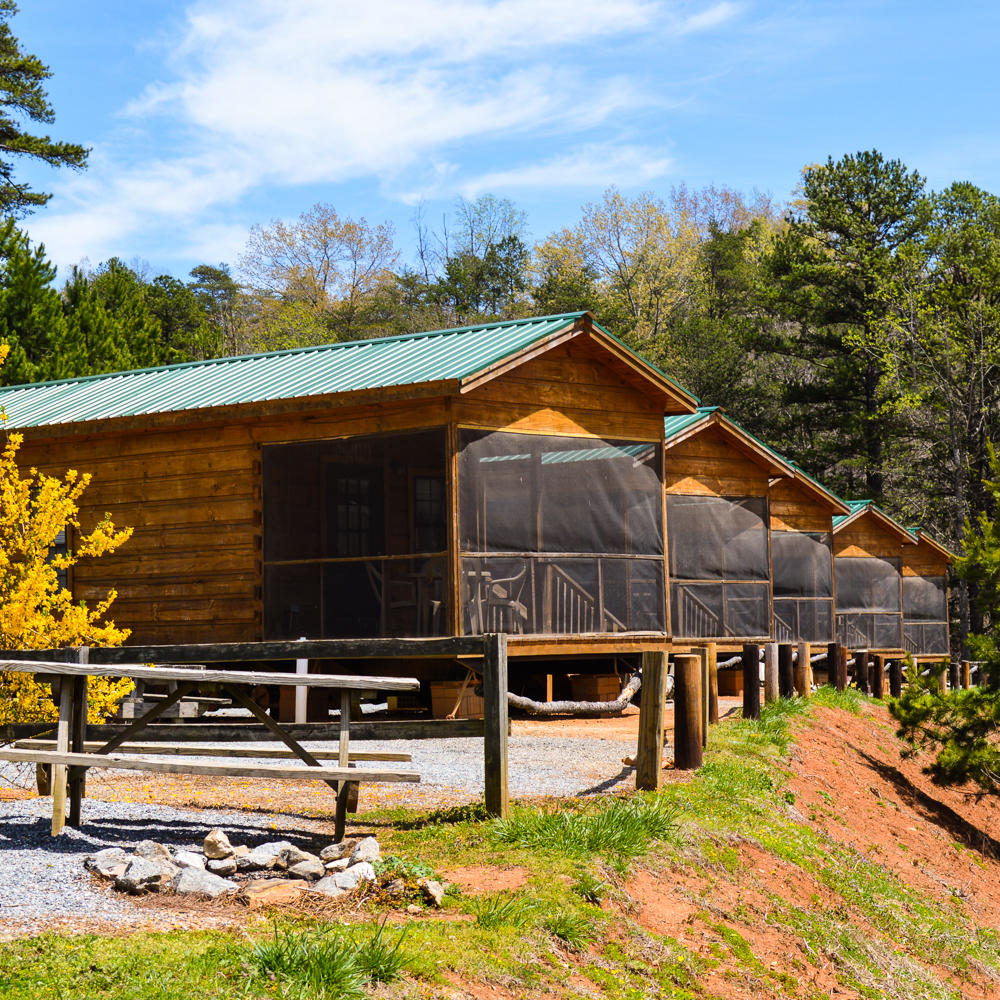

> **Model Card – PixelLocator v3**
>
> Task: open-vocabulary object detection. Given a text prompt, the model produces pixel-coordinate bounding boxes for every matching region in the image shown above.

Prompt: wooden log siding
[15,335,672,648]
[664,425,771,498]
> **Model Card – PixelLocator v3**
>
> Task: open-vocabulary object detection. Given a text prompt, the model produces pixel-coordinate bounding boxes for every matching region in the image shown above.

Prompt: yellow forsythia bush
[0,346,134,724]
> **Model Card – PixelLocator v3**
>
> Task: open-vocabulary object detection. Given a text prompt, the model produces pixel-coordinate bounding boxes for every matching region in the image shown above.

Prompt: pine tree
[0,1,88,215]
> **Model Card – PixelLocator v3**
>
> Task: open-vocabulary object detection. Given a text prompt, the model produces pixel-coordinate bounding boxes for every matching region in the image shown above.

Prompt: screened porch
[771,530,835,643]
[834,555,903,649]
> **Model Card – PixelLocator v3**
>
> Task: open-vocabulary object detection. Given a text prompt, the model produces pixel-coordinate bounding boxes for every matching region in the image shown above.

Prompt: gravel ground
[0,730,640,938]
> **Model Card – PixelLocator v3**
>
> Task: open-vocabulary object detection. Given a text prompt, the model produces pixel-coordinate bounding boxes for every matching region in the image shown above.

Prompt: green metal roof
[832,498,918,542]
[0,311,696,430]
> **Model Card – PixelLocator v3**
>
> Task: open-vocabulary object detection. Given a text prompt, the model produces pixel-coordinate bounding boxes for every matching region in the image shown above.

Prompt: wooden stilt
[483,633,509,818]
[742,643,761,721]
[778,644,795,698]
[763,643,779,704]
[673,654,703,770]
[872,654,885,700]
[636,648,668,790]
[889,659,903,698]
[962,660,971,689]
[795,642,811,698]
[706,642,719,725]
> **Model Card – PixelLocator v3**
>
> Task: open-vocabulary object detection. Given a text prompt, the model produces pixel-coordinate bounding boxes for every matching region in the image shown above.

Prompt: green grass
[3,684,999,1000]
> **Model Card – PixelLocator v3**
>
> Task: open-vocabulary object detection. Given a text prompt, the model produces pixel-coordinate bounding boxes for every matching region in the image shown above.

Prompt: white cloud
[25,0,742,269]
[459,145,674,197]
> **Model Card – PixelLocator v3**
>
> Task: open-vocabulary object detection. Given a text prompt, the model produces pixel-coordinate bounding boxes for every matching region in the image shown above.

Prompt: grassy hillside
[2,688,999,999]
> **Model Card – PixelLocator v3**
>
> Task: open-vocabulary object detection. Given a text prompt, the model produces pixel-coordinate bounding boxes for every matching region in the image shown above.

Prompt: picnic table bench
[0,657,422,840]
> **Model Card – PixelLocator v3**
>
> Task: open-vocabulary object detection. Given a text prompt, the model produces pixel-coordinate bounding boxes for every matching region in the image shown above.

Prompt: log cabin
[831,500,917,652]
[0,312,698,677]
[663,407,848,648]
[901,529,953,658]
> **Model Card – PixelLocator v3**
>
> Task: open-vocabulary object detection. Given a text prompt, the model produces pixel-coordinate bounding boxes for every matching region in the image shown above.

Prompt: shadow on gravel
[0,814,323,852]
[574,765,635,796]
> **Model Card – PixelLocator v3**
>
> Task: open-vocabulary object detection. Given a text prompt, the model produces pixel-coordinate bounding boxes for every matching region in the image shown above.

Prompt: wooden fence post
[937,664,948,695]
[830,642,845,692]
[855,649,870,694]
[67,646,89,828]
[962,660,971,689]
[483,634,508,818]
[636,648,668,791]
[948,661,960,691]
[51,676,74,836]
[674,654,703,770]
[742,643,761,720]
[795,642,811,698]
[889,659,903,698]
[763,643,779,704]
[778,643,795,698]
[871,653,885,700]
[706,642,719,725]
[699,647,710,747]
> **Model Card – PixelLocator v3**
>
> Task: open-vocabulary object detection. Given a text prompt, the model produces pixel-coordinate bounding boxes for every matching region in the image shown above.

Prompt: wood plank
[15,740,412,761]
[3,637,485,664]
[0,749,419,782]
[51,679,73,836]
[0,659,422,691]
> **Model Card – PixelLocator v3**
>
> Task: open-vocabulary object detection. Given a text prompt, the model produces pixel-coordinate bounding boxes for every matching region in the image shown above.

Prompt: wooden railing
[836,617,869,649]
[773,612,794,643]
[676,587,721,638]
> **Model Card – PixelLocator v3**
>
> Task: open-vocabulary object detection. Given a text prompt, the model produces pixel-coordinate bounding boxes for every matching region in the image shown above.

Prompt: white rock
[287,858,325,880]
[312,876,347,897]
[348,837,380,865]
[333,861,376,890]
[419,878,446,907]
[173,868,237,898]
[173,850,206,870]
[115,857,163,895]
[278,844,315,867]
[206,857,237,876]
[319,840,355,863]
[203,828,233,860]
[324,858,351,872]
[135,840,172,865]
[248,840,294,870]
[85,848,129,879]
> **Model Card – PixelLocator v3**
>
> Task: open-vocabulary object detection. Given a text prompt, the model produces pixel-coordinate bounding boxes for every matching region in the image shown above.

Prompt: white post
[294,637,308,724]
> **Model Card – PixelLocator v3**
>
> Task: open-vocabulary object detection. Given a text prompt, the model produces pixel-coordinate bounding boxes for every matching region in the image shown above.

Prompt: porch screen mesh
[903,575,949,655]
[835,555,902,648]
[458,430,664,635]
[667,495,770,638]
[262,428,448,639]
[771,530,834,642]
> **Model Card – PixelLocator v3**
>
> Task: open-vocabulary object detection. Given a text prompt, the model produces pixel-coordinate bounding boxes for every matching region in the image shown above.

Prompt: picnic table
[0,657,421,839]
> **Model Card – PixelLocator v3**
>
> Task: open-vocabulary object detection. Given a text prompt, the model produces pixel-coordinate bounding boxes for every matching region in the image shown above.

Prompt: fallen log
[505,671,666,716]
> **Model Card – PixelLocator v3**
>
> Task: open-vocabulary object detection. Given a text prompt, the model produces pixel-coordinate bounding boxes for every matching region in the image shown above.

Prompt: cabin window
[771,530,834,642]
[458,430,664,635]
[262,428,448,639]
[667,495,770,639]
[902,575,949,655]
[834,555,903,648]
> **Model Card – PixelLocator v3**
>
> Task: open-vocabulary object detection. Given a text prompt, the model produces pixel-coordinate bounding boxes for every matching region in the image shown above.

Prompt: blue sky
[11,1,1000,281]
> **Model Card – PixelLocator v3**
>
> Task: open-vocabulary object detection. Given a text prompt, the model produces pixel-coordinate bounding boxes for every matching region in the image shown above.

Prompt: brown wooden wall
[664,424,770,497]
[768,478,835,534]
[833,514,908,560]
[902,539,950,578]
[15,336,671,647]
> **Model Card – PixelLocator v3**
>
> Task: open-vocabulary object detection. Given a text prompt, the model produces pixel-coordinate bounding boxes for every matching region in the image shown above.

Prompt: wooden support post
[673,653,703,771]
[838,646,850,693]
[855,649,870,694]
[889,659,903,699]
[67,648,88,829]
[795,642,811,698]
[706,642,719,725]
[742,643,761,721]
[962,660,971,689]
[938,665,948,695]
[763,643,779,704]
[636,648,668,790]
[828,642,842,691]
[871,654,885,700]
[948,661,960,691]
[483,633,509,818]
[51,678,74,836]
[778,643,795,698]
[698,647,709,748]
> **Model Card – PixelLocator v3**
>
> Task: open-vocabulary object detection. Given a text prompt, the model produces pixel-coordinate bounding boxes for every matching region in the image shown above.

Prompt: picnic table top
[0,659,420,692]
